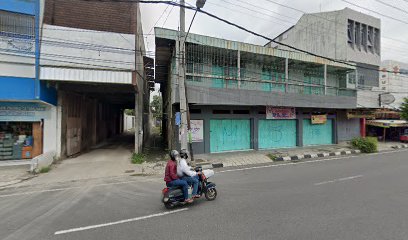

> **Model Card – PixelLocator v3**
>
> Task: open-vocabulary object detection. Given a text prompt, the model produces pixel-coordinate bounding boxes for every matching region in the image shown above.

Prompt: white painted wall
[43,105,57,153]
[40,24,135,71]
[124,114,135,131]
[379,60,408,109]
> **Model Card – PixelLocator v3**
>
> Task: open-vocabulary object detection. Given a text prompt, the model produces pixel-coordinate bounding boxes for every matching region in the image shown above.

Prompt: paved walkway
[194,141,403,168]
[10,134,143,187]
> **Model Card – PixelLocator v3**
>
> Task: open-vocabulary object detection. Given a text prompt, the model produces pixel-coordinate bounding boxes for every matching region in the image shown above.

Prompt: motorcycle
[162,166,217,209]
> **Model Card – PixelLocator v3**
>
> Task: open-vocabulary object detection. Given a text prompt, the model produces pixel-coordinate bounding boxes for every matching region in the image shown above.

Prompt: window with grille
[0,10,35,39]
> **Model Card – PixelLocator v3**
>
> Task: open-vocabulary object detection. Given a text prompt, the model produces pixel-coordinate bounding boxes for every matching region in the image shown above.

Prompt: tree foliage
[401,98,408,121]
[151,95,162,119]
[124,109,135,116]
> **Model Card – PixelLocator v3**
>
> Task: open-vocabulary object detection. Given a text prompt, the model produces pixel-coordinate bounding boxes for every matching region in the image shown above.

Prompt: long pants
[182,175,199,195]
[167,179,189,200]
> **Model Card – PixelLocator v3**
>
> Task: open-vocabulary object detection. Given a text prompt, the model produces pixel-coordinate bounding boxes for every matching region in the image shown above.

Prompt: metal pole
[134,3,141,153]
[179,0,188,151]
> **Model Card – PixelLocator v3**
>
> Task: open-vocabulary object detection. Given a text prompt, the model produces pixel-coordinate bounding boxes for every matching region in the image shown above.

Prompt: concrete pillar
[285,58,289,92]
[324,64,327,95]
[297,113,303,147]
[237,50,241,89]
[360,118,366,138]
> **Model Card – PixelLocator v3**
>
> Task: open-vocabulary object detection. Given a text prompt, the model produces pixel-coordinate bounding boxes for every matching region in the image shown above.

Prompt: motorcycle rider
[178,149,201,198]
[164,150,193,203]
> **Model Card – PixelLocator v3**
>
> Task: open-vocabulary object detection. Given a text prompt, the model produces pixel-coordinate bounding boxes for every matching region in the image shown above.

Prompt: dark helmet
[169,150,180,161]
[180,149,189,159]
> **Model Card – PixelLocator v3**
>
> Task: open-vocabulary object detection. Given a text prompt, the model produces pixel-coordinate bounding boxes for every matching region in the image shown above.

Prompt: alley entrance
[57,82,136,159]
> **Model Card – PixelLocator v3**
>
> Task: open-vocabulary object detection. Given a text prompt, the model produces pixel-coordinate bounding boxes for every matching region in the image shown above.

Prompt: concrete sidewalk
[7,134,143,187]
[194,141,404,168]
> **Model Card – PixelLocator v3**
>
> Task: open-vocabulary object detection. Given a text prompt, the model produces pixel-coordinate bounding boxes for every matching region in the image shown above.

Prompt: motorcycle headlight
[163,197,169,202]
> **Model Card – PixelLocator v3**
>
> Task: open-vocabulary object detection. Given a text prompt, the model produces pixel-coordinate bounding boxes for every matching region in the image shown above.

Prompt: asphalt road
[1,149,408,240]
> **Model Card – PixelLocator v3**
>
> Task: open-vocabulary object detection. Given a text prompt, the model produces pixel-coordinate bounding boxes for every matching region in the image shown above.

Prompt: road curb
[207,149,362,169]
[391,144,408,149]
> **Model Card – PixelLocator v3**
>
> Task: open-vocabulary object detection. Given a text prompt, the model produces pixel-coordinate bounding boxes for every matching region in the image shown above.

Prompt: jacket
[177,158,197,177]
[164,159,179,183]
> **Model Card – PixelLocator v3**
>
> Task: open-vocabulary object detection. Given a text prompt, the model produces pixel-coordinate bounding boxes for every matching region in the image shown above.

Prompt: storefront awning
[366,120,408,128]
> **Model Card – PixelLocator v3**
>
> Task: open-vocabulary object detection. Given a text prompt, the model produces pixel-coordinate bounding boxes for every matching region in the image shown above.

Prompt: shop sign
[190,120,204,142]
[347,110,375,119]
[311,114,327,124]
[266,107,296,120]
[0,102,50,122]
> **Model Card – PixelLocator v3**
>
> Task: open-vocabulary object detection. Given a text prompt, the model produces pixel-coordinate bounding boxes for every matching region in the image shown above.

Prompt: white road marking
[314,175,363,186]
[217,149,408,174]
[54,208,188,235]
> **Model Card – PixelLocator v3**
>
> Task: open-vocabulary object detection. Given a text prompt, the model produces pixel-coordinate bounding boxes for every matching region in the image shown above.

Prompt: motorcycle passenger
[164,150,193,203]
[178,149,201,199]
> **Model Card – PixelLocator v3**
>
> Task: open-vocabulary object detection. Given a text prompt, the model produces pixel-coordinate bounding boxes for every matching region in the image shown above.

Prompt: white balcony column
[324,64,327,95]
[237,50,241,89]
[285,58,289,92]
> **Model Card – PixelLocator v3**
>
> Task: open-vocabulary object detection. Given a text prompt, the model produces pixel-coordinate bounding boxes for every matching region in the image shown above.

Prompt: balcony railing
[186,74,356,97]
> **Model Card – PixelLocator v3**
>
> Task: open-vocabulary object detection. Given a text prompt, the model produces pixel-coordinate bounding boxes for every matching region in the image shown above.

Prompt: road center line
[54,208,189,235]
[314,175,363,186]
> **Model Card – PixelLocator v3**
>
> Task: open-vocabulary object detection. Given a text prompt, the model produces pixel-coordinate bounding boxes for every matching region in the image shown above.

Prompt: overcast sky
[141,0,408,94]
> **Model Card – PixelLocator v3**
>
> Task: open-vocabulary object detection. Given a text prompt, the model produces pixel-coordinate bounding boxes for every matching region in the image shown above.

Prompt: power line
[373,0,408,15]
[341,0,408,25]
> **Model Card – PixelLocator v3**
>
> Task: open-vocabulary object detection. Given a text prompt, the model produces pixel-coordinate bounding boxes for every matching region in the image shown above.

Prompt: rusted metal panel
[40,67,132,84]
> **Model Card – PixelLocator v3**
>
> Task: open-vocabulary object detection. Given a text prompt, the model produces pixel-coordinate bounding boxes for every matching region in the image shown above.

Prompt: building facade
[0,0,57,161]
[40,0,150,158]
[266,8,382,109]
[379,60,408,109]
[155,28,360,154]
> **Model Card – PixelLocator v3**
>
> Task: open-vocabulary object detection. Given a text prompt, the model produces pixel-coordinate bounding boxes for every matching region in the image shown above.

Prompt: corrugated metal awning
[40,67,132,84]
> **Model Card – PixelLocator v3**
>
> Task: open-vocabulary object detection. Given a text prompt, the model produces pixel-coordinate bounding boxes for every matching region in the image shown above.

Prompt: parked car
[400,129,408,143]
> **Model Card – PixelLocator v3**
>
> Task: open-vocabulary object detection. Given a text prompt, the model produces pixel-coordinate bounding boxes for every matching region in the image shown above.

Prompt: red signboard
[266,107,296,120]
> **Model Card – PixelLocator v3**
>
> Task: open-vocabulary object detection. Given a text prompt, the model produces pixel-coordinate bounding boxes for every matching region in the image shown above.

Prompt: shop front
[0,102,50,160]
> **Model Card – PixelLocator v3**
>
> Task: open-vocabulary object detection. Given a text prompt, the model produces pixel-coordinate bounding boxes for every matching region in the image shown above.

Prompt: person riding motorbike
[177,149,201,198]
[164,150,193,203]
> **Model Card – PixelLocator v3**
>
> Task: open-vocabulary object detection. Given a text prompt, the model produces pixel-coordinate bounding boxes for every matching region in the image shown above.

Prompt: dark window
[347,20,354,45]
[233,110,250,114]
[213,110,230,114]
[190,109,201,114]
[258,111,266,114]
[374,28,380,55]
[0,10,35,39]
[361,24,367,52]
[355,22,360,50]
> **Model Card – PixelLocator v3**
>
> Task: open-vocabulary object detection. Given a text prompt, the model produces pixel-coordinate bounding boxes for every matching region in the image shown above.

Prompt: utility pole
[179,0,188,151]
[134,2,141,153]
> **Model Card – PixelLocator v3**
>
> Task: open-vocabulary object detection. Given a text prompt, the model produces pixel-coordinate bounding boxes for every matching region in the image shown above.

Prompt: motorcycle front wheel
[205,188,217,201]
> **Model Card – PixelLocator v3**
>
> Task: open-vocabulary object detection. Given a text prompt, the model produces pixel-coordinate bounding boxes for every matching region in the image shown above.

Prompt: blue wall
[0,76,35,100]
[0,1,57,106]
[39,81,57,106]
[0,0,36,15]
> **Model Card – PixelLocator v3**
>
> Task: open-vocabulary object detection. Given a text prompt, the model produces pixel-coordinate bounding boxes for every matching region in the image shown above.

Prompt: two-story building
[155,28,359,154]
[0,0,57,161]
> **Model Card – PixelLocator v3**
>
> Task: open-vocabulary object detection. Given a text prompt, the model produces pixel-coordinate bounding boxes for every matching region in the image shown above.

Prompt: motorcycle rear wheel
[164,202,175,209]
[205,188,217,201]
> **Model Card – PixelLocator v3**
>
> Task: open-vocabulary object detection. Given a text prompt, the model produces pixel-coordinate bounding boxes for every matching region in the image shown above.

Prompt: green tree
[401,98,408,121]
[124,109,135,116]
[151,95,162,119]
